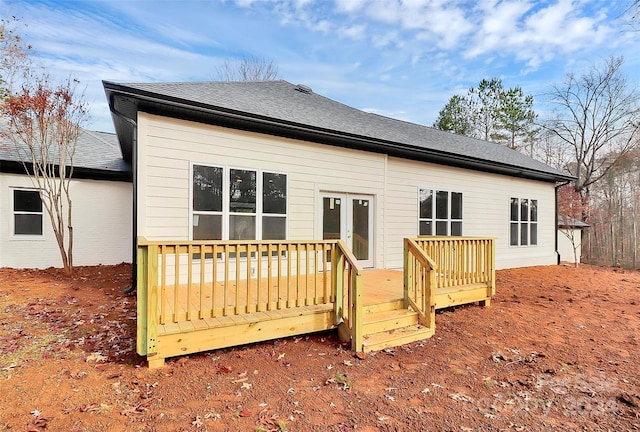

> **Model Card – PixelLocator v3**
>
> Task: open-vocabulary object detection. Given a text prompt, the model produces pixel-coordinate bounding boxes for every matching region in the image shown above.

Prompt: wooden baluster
[173,246,180,323]
[257,243,263,312]
[223,245,230,317]
[212,245,217,318]
[160,245,166,325]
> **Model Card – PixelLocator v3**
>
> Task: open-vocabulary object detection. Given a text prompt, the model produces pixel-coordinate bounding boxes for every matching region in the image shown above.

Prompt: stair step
[363,308,419,334]
[363,299,404,314]
[362,325,435,352]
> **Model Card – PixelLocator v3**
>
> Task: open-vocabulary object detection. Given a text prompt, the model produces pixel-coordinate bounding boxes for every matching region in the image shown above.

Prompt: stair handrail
[333,240,364,351]
[404,238,436,329]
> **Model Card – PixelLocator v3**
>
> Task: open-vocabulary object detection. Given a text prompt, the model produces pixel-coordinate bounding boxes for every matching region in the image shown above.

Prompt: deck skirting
[149,306,336,368]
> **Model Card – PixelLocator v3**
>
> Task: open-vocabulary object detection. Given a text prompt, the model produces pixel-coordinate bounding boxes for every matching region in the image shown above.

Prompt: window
[262,172,287,240]
[191,164,287,241]
[13,189,43,236]
[192,165,223,240]
[419,189,463,236]
[510,197,537,246]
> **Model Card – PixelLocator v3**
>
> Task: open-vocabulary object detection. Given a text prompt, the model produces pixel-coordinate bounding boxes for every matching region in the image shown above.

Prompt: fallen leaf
[86,352,107,363]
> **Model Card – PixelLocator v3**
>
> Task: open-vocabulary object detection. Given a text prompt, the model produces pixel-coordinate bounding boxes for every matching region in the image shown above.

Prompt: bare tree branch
[215,55,280,82]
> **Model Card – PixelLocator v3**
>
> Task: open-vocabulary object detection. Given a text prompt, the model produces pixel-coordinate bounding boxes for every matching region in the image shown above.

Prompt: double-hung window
[419,189,463,236]
[191,164,287,241]
[510,198,537,246]
[13,189,44,236]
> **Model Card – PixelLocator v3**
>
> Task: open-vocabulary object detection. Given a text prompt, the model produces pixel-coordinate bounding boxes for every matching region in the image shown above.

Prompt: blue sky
[2,0,639,132]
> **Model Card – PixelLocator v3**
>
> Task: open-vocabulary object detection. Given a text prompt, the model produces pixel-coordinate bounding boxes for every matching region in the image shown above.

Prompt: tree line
[433,56,640,268]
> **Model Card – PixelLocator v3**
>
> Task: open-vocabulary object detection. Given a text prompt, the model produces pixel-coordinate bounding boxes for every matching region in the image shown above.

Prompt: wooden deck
[137,237,495,368]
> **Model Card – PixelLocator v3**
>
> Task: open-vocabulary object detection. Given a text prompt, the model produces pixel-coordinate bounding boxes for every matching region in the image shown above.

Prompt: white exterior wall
[137,113,387,265]
[385,157,557,270]
[0,173,132,268]
[137,112,558,271]
[558,228,581,264]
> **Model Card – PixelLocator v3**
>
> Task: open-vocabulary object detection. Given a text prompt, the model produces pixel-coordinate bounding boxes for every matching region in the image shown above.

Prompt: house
[103,79,574,367]
[0,127,133,269]
[557,216,589,265]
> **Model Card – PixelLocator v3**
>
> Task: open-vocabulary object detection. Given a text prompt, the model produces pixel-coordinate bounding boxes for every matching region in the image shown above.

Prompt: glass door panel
[351,198,370,261]
[322,197,343,240]
[321,193,373,268]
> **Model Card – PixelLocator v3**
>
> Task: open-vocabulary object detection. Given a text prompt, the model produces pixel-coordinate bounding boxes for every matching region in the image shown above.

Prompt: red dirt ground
[1,263,639,431]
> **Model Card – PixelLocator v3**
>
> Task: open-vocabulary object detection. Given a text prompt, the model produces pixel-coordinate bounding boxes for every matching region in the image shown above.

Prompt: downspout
[108,95,138,293]
[555,180,572,265]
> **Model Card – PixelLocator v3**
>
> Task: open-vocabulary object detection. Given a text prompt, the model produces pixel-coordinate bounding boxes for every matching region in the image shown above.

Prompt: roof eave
[103,81,575,184]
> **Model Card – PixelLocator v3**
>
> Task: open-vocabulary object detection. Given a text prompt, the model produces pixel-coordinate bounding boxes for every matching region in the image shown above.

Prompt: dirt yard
[1,263,639,431]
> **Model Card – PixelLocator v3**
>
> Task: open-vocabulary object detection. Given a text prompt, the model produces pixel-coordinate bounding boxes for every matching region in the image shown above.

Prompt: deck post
[146,244,159,358]
[428,267,436,329]
[403,238,411,309]
[332,245,345,325]
[351,270,363,352]
[136,245,148,356]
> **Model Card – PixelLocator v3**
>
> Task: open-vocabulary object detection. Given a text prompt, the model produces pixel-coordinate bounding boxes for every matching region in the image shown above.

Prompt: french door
[321,193,373,268]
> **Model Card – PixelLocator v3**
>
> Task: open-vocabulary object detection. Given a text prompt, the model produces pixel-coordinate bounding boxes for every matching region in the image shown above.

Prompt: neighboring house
[103,80,573,271]
[0,128,133,268]
[558,216,589,265]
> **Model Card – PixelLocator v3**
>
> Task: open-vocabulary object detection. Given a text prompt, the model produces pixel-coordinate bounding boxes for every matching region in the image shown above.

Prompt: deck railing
[403,238,436,328]
[137,237,363,356]
[414,236,495,293]
[333,240,363,351]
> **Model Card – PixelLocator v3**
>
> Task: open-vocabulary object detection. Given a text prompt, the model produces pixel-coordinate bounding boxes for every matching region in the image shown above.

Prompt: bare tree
[215,55,280,82]
[557,185,586,267]
[545,56,640,201]
[1,22,88,274]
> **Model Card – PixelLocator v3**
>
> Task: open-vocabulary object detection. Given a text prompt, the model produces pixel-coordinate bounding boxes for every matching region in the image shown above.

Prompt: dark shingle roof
[0,125,131,180]
[103,79,572,182]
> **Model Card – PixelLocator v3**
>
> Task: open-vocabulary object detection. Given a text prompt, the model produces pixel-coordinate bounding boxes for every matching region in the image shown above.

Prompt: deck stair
[360,301,435,352]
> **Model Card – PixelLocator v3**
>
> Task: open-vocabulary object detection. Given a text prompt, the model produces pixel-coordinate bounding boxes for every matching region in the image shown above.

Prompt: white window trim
[189,163,288,242]
[418,188,463,236]
[509,197,538,247]
[10,187,45,240]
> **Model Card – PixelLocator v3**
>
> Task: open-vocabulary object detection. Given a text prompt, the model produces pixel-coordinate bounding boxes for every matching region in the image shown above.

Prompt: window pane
[530,200,538,222]
[436,221,448,235]
[262,216,286,240]
[352,199,370,261]
[436,191,448,219]
[530,223,538,245]
[263,172,287,214]
[419,189,433,219]
[15,214,43,235]
[14,190,42,212]
[510,223,518,246]
[521,199,529,221]
[229,215,256,240]
[521,222,528,245]
[193,165,222,212]
[193,214,222,240]
[451,221,462,236]
[451,192,463,219]
[323,197,341,240]
[230,169,256,213]
[419,221,432,236]
[510,198,519,221]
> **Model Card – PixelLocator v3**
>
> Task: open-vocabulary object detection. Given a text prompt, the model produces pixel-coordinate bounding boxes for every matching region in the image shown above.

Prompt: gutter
[108,93,138,294]
[555,180,573,265]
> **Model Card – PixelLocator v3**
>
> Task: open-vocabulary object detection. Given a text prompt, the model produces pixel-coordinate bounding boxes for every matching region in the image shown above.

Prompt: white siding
[137,112,559,271]
[137,113,387,266]
[385,157,557,270]
[0,173,132,268]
